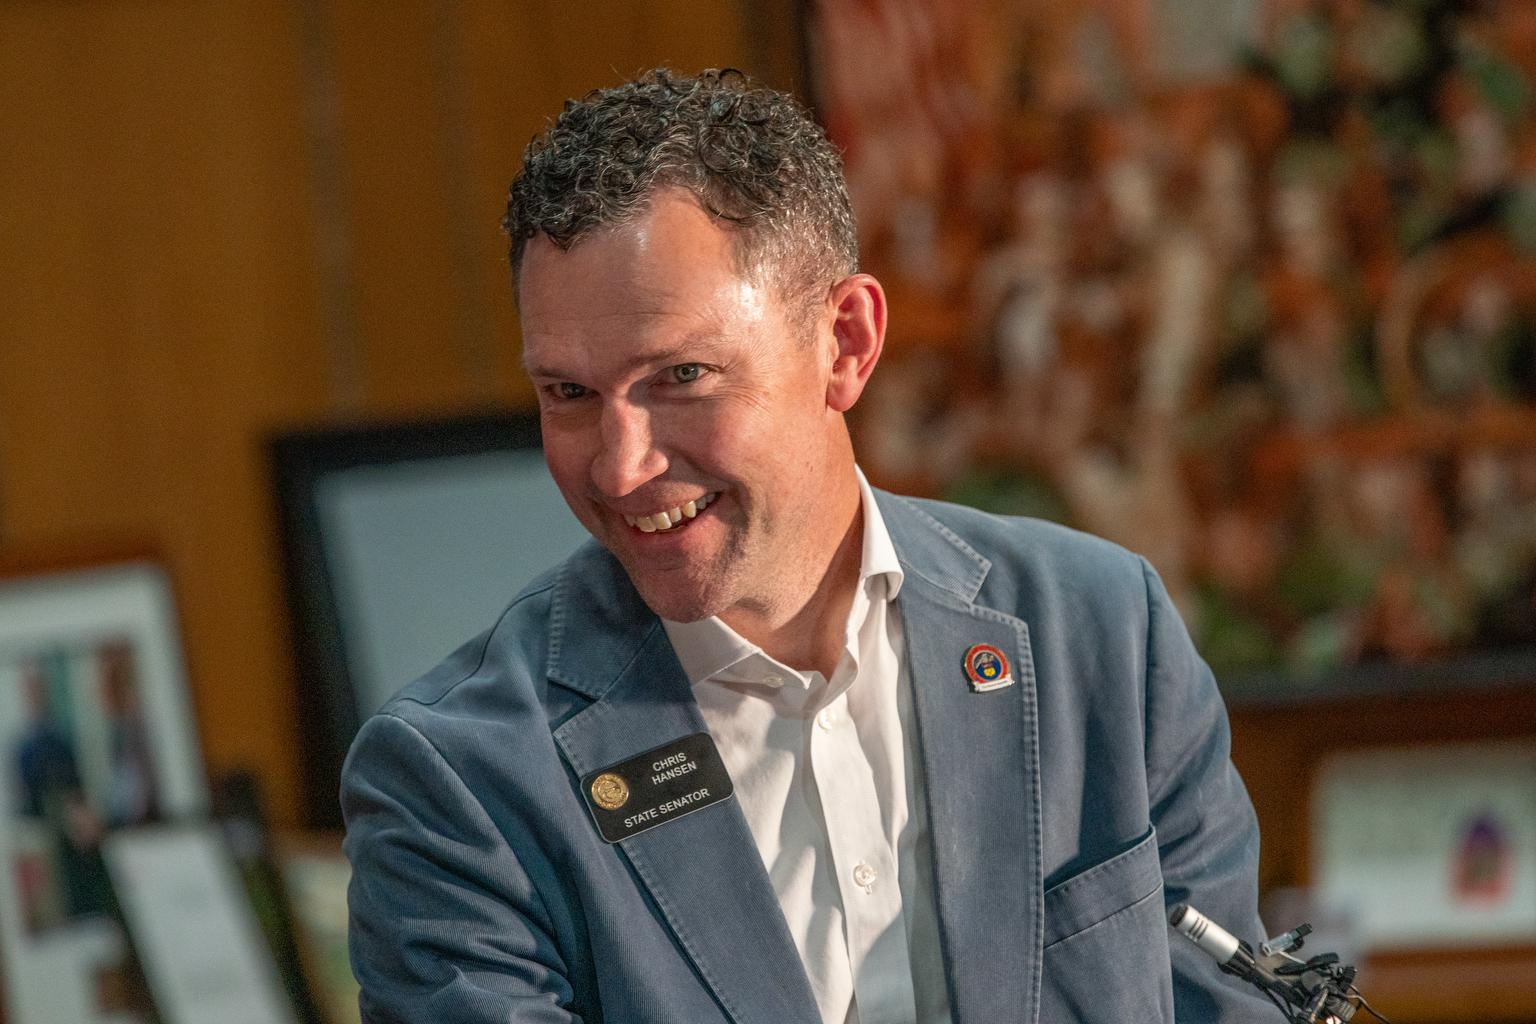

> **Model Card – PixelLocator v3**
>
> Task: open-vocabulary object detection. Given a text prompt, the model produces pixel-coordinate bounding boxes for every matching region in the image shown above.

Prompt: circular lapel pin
[963,643,1014,692]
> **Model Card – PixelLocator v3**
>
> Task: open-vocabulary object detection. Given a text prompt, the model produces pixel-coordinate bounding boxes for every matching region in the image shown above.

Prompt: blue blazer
[342,492,1273,1022]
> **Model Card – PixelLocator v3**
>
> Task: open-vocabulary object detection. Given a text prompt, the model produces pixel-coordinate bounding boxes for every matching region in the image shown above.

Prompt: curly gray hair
[503,68,858,314]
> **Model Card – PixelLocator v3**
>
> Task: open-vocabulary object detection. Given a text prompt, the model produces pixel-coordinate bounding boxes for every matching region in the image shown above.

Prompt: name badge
[581,732,734,843]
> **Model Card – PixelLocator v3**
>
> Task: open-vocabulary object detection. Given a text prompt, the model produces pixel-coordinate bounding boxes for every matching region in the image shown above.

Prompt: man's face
[519,193,846,624]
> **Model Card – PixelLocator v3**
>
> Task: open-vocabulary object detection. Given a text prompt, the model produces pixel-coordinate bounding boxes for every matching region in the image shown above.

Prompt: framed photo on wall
[0,551,208,1024]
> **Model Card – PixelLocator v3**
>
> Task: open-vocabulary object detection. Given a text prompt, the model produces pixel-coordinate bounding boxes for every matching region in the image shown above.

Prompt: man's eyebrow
[523,332,725,379]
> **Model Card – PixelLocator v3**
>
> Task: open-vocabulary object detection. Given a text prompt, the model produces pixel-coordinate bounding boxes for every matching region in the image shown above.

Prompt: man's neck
[721,488,866,680]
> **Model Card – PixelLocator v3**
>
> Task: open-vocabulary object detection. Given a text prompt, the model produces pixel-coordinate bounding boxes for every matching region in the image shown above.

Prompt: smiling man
[521,186,880,676]
[342,69,1274,1024]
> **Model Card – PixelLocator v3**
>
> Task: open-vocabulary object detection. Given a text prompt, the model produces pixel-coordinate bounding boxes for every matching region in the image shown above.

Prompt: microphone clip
[1261,923,1313,958]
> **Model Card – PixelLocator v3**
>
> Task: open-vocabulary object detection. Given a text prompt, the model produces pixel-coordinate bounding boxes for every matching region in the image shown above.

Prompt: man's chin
[635,591,719,624]
[604,529,741,622]
[627,575,724,624]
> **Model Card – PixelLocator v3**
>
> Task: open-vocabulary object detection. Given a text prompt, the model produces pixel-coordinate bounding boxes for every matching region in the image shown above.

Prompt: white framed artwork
[0,555,208,1024]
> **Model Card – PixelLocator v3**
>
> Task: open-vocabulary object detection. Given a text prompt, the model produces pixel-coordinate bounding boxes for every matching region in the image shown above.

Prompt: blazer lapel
[878,493,1045,1024]
[547,544,820,1024]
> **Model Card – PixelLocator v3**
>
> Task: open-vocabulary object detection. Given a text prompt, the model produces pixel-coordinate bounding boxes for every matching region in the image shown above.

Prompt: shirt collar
[662,465,904,688]
[855,465,904,602]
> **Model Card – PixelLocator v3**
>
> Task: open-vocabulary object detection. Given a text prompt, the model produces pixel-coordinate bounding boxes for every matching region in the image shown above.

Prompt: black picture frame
[270,411,577,828]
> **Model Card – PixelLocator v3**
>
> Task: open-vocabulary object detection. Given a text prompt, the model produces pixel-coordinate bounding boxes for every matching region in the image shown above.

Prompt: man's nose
[590,401,667,497]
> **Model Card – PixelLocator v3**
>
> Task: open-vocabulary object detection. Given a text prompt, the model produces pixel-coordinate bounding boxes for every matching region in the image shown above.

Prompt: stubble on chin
[628,572,722,624]
[606,538,726,623]
[605,507,757,624]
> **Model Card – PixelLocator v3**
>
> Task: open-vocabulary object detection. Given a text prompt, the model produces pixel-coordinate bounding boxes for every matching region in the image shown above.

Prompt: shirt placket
[808,594,918,1024]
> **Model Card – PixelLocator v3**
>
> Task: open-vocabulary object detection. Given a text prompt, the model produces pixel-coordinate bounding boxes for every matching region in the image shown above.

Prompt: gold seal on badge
[590,772,630,811]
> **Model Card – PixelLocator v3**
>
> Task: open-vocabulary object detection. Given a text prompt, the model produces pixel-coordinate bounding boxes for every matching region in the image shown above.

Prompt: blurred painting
[812,0,1536,684]
[0,558,207,1024]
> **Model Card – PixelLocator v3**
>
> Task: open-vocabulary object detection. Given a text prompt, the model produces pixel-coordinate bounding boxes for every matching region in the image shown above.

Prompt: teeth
[624,492,718,532]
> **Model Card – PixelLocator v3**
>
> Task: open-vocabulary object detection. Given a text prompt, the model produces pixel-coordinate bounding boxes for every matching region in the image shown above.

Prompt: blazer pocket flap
[1043,826,1161,947]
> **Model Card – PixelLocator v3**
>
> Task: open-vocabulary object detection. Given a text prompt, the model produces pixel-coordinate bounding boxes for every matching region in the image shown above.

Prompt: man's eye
[670,363,706,384]
[554,382,589,400]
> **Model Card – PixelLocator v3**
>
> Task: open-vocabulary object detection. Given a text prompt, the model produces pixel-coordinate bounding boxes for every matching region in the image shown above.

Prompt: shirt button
[852,862,877,891]
[762,673,783,686]
[816,707,838,731]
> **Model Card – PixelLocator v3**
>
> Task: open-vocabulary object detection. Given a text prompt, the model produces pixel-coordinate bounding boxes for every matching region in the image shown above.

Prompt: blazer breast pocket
[1040,826,1175,1023]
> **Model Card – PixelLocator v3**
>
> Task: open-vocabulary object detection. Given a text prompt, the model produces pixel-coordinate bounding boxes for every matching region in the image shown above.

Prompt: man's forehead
[520,239,722,324]
[516,191,779,298]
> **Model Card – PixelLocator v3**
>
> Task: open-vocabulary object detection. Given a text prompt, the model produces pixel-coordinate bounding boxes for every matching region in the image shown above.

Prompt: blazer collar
[873,489,991,605]
[889,543,1044,1022]
[544,539,658,702]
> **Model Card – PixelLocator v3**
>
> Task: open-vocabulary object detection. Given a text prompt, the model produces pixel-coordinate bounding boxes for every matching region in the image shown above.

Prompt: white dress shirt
[663,470,952,1024]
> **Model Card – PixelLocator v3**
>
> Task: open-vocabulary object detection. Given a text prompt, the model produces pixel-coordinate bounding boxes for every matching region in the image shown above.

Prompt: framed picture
[270,412,589,827]
[102,823,297,1024]
[1314,741,1536,951]
[0,551,208,1024]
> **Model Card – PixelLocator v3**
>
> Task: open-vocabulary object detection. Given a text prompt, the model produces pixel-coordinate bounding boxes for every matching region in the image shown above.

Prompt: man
[343,68,1272,1023]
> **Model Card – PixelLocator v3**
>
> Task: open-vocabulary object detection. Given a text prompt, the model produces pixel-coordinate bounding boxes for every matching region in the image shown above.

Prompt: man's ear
[824,274,887,413]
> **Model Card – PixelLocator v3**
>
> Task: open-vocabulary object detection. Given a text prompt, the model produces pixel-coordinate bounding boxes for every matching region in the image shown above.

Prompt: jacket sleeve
[1139,558,1276,1022]
[342,710,584,1024]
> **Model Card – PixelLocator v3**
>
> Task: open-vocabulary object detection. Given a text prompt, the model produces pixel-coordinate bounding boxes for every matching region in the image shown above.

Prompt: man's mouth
[622,492,719,533]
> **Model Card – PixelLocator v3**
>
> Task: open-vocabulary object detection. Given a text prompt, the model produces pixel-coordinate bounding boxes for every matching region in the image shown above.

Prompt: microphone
[1168,903,1262,981]
[1169,904,1376,1023]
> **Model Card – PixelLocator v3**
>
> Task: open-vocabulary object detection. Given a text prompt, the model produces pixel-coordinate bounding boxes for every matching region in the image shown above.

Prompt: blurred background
[1,1,1534,1022]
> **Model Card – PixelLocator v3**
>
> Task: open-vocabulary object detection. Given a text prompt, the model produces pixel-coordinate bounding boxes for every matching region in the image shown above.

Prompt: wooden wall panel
[0,0,768,826]
[322,0,756,416]
[320,0,759,418]
[459,0,553,409]
[0,2,334,825]
[327,1,469,416]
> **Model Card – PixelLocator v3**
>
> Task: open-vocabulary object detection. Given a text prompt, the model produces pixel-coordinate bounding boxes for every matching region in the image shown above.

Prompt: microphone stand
[1169,904,1390,1024]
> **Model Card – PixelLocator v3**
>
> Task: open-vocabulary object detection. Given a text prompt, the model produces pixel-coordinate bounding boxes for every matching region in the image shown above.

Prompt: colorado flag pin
[963,643,1013,692]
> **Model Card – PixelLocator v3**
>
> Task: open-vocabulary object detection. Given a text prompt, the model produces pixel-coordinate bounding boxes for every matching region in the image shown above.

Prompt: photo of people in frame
[5,638,161,936]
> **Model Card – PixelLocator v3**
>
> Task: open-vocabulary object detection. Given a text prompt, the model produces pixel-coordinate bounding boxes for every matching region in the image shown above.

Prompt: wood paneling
[0,1,332,826]
[0,0,759,825]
